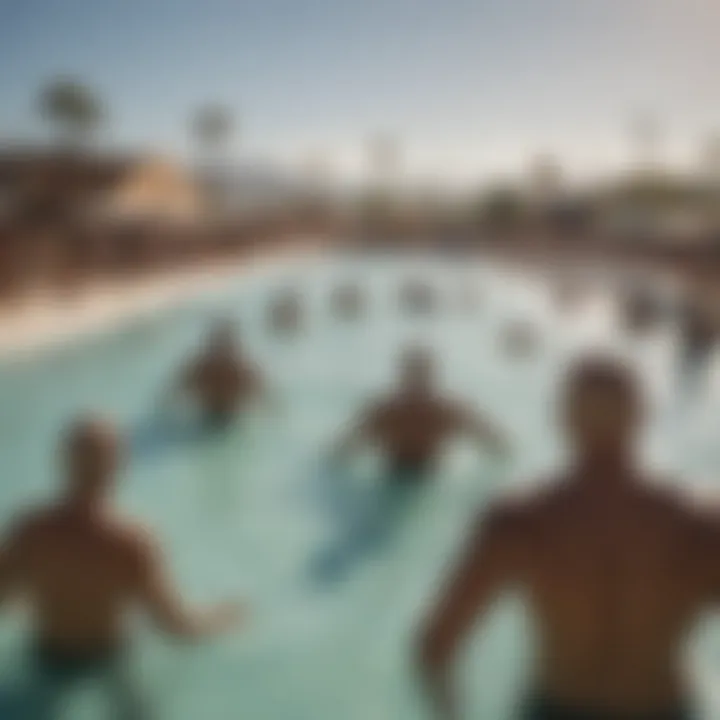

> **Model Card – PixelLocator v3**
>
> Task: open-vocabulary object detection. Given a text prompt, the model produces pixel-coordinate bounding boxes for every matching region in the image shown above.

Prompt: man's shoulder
[365,396,395,418]
[493,476,568,511]
[624,476,718,520]
[102,516,158,558]
[483,485,548,533]
[11,507,60,538]
[436,396,469,419]
[1,507,69,552]
[662,481,720,534]
[484,478,571,533]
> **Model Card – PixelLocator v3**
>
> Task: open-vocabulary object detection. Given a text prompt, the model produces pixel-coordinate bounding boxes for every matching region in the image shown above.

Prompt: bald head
[64,415,121,504]
[562,355,644,460]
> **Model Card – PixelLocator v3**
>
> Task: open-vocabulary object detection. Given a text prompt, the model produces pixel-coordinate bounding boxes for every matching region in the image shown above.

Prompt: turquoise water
[0,255,720,718]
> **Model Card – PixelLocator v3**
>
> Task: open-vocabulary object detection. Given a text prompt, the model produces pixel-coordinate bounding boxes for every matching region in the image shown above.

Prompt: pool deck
[0,238,322,359]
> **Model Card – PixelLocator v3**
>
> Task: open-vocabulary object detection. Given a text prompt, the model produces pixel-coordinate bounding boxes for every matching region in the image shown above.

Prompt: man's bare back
[418,356,710,719]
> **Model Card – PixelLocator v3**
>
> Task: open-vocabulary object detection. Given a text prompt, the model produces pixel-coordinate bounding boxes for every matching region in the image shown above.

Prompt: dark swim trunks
[32,639,123,680]
[202,407,236,432]
[26,640,146,719]
[387,457,432,482]
[522,695,693,720]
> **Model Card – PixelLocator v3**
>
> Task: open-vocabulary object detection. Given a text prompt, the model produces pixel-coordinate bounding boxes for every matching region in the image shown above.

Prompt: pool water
[1,255,720,719]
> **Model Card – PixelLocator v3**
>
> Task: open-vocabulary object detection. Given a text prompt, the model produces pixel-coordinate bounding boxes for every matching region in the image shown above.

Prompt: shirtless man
[268,289,302,335]
[417,355,719,719]
[331,283,363,321]
[311,348,507,584]
[400,280,438,316]
[176,321,263,427]
[0,417,242,718]
[330,346,508,477]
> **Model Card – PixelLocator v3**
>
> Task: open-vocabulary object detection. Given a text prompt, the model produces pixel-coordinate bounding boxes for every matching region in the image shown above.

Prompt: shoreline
[0,239,321,361]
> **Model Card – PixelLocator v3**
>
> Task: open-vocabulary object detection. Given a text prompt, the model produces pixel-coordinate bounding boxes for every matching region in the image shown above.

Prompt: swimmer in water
[328,346,508,478]
[400,280,437,316]
[331,283,363,321]
[417,355,720,720]
[174,320,264,428]
[311,347,508,584]
[268,289,302,335]
[0,417,243,718]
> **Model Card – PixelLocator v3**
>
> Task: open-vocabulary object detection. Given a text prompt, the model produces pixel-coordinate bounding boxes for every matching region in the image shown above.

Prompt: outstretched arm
[155,361,198,417]
[416,506,521,719]
[136,535,244,640]
[244,364,281,415]
[326,404,381,466]
[0,521,28,610]
[455,405,510,458]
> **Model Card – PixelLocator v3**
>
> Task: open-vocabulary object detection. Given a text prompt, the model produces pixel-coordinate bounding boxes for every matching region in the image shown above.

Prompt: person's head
[561,355,643,463]
[63,415,122,508]
[207,319,238,355]
[399,346,435,396]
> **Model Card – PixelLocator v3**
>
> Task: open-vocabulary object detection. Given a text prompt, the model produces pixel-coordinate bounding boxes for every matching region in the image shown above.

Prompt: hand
[205,600,247,635]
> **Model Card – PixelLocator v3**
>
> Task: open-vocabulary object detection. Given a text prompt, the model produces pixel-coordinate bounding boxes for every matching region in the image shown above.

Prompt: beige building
[0,149,204,229]
[95,155,202,224]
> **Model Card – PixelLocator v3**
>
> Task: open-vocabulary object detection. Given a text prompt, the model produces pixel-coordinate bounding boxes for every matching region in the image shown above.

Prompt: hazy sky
[1,0,719,182]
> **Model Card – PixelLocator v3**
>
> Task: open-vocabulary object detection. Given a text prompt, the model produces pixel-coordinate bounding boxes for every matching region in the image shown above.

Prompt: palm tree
[37,77,104,147]
[191,104,235,160]
[700,134,720,187]
[191,105,235,216]
[364,132,402,237]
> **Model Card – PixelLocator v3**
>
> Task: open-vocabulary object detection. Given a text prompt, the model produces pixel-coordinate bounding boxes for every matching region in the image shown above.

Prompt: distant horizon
[0,132,713,194]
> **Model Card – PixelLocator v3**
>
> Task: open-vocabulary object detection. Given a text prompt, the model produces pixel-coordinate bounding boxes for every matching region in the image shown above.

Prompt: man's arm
[0,520,29,610]
[243,363,279,413]
[155,360,199,416]
[454,404,510,458]
[416,505,522,719]
[326,403,381,466]
[136,534,243,640]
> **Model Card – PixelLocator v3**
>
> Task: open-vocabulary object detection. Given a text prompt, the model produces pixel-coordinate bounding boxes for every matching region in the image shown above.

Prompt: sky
[1,0,719,184]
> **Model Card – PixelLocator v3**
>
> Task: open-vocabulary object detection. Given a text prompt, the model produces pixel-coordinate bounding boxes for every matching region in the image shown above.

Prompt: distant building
[0,149,203,230]
[527,153,564,204]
